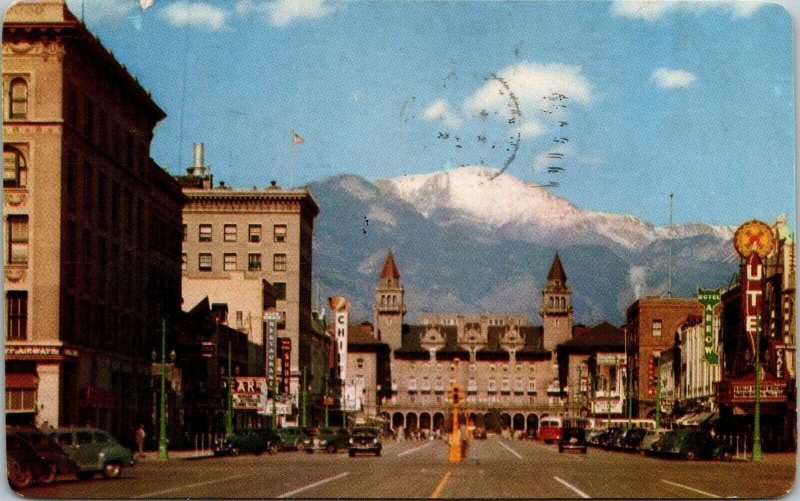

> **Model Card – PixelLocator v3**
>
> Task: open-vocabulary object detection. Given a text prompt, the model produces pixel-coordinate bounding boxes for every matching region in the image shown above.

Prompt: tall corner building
[3,0,184,437]
[177,146,324,404]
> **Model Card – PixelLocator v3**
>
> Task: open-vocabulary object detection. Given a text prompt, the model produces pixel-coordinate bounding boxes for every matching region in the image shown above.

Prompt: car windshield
[351,428,378,437]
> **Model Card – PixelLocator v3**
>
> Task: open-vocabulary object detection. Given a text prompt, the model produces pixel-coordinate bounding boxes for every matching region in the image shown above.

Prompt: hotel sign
[697,288,721,364]
[731,382,787,403]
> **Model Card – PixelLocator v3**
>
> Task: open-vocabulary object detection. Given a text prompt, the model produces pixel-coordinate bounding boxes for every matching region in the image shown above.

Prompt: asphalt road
[14,437,796,498]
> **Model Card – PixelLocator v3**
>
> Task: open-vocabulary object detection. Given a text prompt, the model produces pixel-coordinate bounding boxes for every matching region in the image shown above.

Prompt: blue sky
[60,0,795,228]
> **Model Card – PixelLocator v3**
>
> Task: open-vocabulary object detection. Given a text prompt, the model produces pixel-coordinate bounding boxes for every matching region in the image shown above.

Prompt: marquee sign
[697,288,721,364]
[742,252,764,356]
[5,345,79,359]
[329,296,350,410]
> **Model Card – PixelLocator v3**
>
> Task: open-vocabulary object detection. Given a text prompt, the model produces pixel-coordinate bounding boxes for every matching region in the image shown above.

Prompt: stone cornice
[183,190,320,216]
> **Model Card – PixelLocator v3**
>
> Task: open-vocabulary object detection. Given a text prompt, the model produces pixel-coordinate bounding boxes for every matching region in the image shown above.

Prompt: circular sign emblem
[733,220,775,258]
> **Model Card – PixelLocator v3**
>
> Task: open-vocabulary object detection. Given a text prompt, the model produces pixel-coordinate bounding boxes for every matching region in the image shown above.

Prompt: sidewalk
[135,449,215,461]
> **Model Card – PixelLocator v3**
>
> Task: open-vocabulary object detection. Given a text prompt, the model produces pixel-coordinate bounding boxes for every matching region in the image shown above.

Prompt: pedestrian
[135,424,146,458]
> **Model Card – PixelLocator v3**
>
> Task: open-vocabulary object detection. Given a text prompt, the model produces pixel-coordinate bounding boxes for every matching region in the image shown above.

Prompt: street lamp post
[158,318,168,460]
[225,338,233,436]
[753,317,763,461]
[655,355,662,429]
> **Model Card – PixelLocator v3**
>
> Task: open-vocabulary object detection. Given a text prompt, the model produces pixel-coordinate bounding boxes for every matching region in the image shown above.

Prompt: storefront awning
[6,373,39,389]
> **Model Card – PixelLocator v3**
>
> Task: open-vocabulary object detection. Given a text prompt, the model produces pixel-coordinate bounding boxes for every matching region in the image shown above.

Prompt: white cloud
[463,61,593,123]
[160,2,228,30]
[421,100,462,129]
[513,121,546,139]
[237,0,342,27]
[611,1,765,21]
[651,67,697,88]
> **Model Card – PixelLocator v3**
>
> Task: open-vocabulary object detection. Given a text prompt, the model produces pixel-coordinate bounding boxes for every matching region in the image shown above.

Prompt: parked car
[9,428,78,477]
[276,426,310,451]
[6,434,55,488]
[214,428,280,456]
[303,427,351,453]
[600,427,625,448]
[349,427,382,457]
[639,429,669,454]
[558,427,587,454]
[584,428,604,445]
[650,429,733,460]
[618,428,647,451]
[48,428,135,479]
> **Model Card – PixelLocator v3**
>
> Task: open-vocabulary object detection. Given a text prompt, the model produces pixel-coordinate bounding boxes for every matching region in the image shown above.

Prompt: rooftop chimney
[186,143,210,177]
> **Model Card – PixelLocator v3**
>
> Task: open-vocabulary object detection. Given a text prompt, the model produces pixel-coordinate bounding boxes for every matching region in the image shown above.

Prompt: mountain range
[308,166,739,326]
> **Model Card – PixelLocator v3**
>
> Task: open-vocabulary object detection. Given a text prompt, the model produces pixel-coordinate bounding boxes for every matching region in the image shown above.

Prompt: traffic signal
[449,384,462,405]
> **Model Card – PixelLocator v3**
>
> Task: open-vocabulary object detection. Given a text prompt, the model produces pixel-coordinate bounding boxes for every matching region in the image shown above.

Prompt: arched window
[3,146,27,188]
[549,297,554,308]
[560,297,566,308]
[9,78,28,119]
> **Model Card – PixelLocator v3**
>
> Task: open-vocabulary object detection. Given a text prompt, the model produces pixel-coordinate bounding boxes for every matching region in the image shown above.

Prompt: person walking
[135,424,146,458]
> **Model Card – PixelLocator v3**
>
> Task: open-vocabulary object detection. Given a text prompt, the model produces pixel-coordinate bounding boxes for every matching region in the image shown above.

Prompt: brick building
[3,0,184,442]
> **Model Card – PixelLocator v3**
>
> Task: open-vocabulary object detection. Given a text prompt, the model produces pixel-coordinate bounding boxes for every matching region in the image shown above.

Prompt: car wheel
[375,450,380,457]
[7,459,34,489]
[719,450,732,461]
[295,440,305,451]
[558,446,563,453]
[102,462,122,479]
[326,445,337,453]
[36,463,57,484]
[685,449,697,460]
[76,472,94,481]
[268,443,278,455]
[349,450,355,457]
[306,448,314,454]
[230,446,240,456]
[581,448,587,454]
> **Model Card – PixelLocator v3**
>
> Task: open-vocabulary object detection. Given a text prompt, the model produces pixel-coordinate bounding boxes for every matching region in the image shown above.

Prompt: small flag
[292,131,305,144]
[140,0,155,10]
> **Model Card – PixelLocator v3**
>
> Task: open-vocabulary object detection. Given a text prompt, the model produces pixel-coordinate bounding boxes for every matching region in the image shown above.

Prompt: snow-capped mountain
[377,166,735,250]
[308,167,739,325]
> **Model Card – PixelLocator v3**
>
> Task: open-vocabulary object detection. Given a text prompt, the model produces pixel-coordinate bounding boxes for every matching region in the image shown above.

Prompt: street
[17,437,795,498]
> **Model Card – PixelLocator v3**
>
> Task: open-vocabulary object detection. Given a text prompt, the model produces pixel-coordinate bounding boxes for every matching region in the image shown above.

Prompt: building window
[277,311,286,330]
[248,224,261,243]
[83,162,93,210]
[181,253,187,271]
[357,358,364,369]
[224,253,237,271]
[248,253,262,271]
[198,253,212,271]
[274,282,286,300]
[528,379,537,394]
[652,320,662,337]
[3,146,27,188]
[273,253,287,271]
[182,224,187,242]
[85,98,94,140]
[7,215,29,264]
[487,379,496,393]
[9,78,28,119]
[224,224,237,242]
[199,224,212,242]
[235,311,244,330]
[6,291,28,340]
[274,224,287,243]
[6,388,36,413]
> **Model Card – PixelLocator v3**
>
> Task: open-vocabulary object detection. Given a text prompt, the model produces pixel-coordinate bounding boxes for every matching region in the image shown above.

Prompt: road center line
[430,470,452,498]
[498,440,523,459]
[277,471,350,498]
[662,479,720,498]
[398,441,434,457]
[554,476,591,498]
[133,474,247,498]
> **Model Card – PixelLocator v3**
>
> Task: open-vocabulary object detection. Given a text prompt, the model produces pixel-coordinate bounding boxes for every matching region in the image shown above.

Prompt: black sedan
[348,427,382,457]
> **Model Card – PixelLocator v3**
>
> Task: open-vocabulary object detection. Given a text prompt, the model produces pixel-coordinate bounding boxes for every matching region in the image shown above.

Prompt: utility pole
[606,376,611,428]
